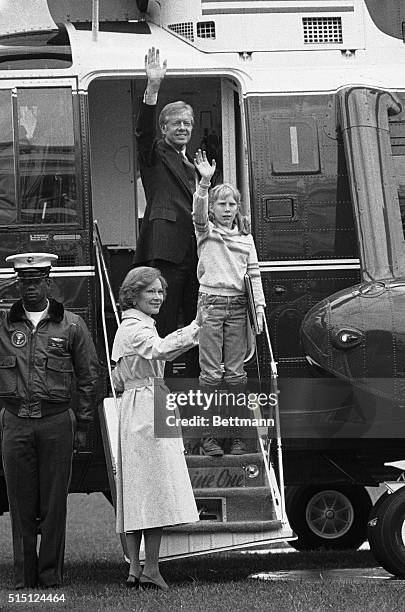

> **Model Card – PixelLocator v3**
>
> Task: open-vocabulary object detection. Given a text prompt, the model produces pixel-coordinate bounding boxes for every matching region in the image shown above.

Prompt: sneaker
[230,438,247,455]
[201,437,224,457]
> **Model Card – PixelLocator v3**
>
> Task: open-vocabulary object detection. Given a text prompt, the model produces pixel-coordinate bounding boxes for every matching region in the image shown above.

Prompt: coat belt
[124,377,165,390]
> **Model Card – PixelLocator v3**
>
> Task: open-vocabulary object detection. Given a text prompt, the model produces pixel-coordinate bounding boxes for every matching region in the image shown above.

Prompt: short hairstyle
[208,183,251,235]
[209,183,241,208]
[158,101,194,131]
[119,266,168,311]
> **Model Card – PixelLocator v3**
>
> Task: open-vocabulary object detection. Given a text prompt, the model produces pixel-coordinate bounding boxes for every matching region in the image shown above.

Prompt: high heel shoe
[126,574,140,588]
[139,573,169,591]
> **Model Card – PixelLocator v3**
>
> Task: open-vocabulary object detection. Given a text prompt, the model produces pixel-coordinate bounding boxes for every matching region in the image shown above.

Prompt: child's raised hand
[194,149,216,181]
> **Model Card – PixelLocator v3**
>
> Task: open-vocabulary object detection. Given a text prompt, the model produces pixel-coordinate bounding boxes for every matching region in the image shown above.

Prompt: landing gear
[286,485,372,551]
[368,487,405,577]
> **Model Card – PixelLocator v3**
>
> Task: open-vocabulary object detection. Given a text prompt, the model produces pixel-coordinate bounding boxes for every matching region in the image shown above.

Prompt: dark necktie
[181,152,197,193]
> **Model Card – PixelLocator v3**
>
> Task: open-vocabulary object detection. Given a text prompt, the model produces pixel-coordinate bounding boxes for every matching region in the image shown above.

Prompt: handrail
[93,220,120,403]
[93,220,120,327]
[263,315,286,521]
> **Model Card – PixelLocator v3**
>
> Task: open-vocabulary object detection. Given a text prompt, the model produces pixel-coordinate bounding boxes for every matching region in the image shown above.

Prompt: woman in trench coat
[112,266,199,591]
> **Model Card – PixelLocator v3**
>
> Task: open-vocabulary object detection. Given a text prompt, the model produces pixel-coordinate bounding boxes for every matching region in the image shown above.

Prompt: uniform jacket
[134,102,196,265]
[0,298,99,426]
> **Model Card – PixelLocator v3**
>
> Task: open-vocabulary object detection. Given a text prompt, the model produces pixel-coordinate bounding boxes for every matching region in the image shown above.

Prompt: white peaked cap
[6,252,58,277]
[6,252,58,268]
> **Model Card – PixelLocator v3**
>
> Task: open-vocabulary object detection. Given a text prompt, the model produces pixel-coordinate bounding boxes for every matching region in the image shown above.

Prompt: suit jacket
[134,102,196,265]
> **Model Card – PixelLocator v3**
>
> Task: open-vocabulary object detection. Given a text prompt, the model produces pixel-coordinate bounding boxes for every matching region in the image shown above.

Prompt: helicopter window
[0,87,79,227]
[269,117,321,175]
[16,88,79,226]
[0,90,16,225]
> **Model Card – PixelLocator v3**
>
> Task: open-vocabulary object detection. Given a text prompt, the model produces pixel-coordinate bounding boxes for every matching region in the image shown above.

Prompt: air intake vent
[168,22,194,41]
[197,21,216,39]
[56,253,77,267]
[303,17,343,44]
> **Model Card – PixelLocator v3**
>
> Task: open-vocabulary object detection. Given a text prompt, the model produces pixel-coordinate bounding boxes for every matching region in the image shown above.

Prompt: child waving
[193,150,265,456]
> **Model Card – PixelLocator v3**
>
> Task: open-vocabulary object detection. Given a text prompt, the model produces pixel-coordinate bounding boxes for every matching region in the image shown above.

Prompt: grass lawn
[0,493,404,611]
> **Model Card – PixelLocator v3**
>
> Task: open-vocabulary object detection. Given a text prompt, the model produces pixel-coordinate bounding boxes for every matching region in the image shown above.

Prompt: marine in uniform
[0,253,99,589]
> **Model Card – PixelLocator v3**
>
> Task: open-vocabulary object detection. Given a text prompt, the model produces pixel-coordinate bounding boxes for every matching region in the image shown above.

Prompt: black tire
[368,487,405,577]
[286,485,372,551]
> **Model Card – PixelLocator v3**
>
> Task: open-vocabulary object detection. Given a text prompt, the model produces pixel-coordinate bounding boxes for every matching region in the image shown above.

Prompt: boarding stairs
[95,222,295,559]
[158,398,294,557]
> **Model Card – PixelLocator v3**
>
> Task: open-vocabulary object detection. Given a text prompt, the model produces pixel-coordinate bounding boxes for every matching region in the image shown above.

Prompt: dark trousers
[1,409,75,588]
[148,244,200,379]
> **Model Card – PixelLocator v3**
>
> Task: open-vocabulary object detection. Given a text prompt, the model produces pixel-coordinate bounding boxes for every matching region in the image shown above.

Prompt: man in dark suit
[134,47,199,378]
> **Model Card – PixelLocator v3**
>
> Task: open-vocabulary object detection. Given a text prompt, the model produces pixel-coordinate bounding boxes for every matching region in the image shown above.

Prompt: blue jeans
[198,293,248,387]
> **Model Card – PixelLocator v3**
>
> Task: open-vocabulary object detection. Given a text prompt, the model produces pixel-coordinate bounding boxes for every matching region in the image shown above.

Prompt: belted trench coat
[112,308,199,532]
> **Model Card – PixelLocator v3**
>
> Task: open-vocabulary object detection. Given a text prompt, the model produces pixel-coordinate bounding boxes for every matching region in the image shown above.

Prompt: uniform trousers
[0,408,75,588]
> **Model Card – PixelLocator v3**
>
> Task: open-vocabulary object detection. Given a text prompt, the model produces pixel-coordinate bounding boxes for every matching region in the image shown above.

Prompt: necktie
[181,152,197,193]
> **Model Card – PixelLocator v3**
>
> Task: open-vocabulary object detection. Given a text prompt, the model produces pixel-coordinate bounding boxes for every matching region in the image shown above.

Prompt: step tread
[193,486,273,497]
[165,519,283,533]
[186,452,265,467]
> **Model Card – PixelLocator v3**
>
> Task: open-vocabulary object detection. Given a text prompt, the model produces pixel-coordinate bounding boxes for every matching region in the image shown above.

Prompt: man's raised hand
[145,47,167,90]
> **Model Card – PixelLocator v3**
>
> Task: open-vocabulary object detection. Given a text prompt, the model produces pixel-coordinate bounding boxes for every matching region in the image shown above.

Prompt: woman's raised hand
[194,149,216,181]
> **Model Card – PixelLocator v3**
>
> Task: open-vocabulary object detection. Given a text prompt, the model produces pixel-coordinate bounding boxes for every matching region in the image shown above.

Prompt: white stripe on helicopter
[259,259,360,271]
[0,266,95,278]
